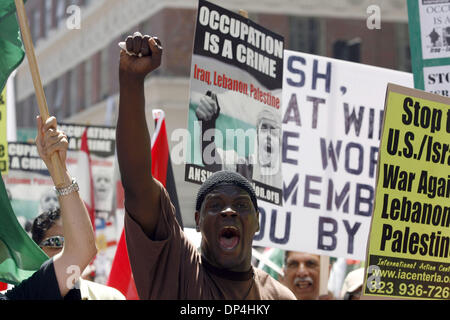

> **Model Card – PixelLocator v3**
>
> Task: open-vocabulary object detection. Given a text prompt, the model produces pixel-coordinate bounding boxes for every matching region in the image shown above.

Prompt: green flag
[0,0,44,286]
[0,0,27,92]
[0,173,48,285]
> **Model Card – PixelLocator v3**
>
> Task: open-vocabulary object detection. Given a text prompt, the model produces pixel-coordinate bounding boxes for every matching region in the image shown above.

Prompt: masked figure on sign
[255,109,281,183]
[93,168,113,212]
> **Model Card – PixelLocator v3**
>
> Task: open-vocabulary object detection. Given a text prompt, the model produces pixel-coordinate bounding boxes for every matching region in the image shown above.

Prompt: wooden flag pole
[14,0,66,187]
[239,9,249,18]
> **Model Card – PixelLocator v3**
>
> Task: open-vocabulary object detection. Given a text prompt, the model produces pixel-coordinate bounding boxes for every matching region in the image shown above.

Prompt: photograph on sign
[407,0,450,93]
[185,0,285,206]
[4,124,119,285]
[419,0,450,60]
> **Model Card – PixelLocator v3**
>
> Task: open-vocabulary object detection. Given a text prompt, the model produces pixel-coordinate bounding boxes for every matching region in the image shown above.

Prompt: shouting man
[116,32,295,300]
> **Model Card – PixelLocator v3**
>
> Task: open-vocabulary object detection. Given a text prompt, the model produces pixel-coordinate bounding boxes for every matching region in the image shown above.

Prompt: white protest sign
[418,0,450,60]
[253,50,414,260]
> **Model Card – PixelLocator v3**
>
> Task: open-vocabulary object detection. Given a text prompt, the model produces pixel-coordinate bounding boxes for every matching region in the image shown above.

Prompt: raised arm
[36,116,97,297]
[116,33,163,237]
[196,91,222,172]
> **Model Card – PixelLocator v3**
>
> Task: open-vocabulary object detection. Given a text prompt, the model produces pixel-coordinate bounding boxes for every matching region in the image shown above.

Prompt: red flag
[107,229,139,299]
[151,110,183,226]
[106,181,139,300]
[77,128,96,231]
[0,281,7,291]
[107,109,182,300]
[151,110,169,186]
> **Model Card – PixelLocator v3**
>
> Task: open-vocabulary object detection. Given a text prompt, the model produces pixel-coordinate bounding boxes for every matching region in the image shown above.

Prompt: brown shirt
[125,181,296,300]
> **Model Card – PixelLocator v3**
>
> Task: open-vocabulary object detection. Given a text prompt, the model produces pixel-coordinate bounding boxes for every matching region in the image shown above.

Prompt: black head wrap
[195,171,258,211]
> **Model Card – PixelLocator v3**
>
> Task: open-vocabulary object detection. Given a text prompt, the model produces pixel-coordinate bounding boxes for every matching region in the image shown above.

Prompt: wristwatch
[54,178,79,197]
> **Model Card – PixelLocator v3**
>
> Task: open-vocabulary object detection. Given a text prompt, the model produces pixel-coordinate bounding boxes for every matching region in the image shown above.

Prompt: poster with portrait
[407,0,450,95]
[4,124,118,284]
[59,123,118,284]
[58,123,116,218]
[185,0,285,206]
[253,51,414,261]
[417,0,450,60]
[4,142,55,230]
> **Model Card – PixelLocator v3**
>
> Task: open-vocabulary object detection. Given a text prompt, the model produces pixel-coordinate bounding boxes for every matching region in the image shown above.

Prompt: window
[100,49,110,100]
[16,100,26,128]
[45,0,53,36]
[69,69,78,115]
[44,81,55,115]
[56,0,65,29]
[29,95,38,128]
[395,23,412,72]
[333,38,361,62]
[84,58,93,109]
[289,16,324,55]
[54,77,64,118]
[68,0,80,7]
[32,9,41,43]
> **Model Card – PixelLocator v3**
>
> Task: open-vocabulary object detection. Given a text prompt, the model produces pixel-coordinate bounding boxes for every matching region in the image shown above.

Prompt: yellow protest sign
[0,88,8,175]
[363,84,449,300]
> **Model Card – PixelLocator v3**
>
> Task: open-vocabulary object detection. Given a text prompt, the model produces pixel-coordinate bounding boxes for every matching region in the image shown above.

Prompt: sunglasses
[39,236,64,249]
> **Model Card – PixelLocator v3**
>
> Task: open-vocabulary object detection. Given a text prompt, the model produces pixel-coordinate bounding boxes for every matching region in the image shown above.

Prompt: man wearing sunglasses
[1,116,97,300]
[31,209,125,300]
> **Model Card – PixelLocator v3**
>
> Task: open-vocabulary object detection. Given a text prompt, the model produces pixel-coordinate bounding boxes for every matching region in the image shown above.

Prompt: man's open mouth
[266,141,272,153]
[218,226,240,250]
[294,277,313,290]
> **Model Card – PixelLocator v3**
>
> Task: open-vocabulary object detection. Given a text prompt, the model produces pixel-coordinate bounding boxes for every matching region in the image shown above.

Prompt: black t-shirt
[1,259,63,300]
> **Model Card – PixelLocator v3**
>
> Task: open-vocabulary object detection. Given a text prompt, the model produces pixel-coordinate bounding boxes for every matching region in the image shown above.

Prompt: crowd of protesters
[1,34,364,301]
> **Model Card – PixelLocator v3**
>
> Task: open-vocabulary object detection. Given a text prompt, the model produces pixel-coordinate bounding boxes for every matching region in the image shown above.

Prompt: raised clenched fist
[196,91,220,122]
[119,32,163,81]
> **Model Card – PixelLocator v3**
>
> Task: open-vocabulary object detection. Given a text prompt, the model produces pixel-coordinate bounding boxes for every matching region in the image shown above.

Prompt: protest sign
[0,88,7,175]
[407,0,450,96]
[253,51,413,261]
[59,123,116,215]
[363,84,449,300]
[4,123,118,284]
[4,142,52,223]
[185,0,284,205]
[59,123,118,284]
